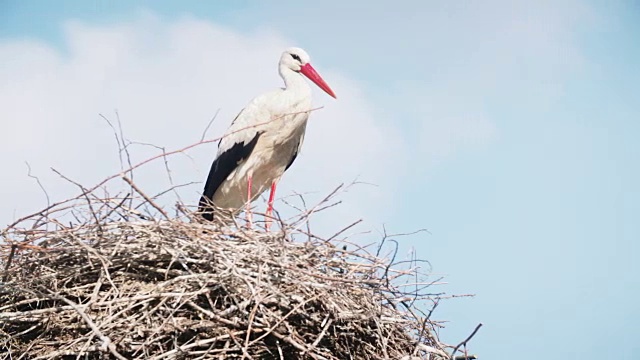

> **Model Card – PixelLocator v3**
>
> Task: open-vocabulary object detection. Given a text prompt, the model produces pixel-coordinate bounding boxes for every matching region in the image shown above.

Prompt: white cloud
[0,14,407,236]
[355,0,594,167]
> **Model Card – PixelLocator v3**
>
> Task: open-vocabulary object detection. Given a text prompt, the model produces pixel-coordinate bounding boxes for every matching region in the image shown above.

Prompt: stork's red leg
[265,180,277,231]
[246,175,253,228]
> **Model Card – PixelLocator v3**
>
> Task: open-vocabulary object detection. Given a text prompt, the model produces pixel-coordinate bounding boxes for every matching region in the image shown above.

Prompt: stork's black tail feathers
[198,196,216,221]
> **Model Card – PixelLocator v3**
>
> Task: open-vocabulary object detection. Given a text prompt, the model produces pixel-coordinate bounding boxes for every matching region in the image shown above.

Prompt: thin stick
[122,176,169,220]
[201,109,220,142]
[450,323,483,359]
[1,244,17,282]
[25,162,51,213]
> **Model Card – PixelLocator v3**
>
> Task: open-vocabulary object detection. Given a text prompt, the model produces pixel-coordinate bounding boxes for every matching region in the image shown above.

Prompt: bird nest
[0,136,456,359]
[0,192,451,360]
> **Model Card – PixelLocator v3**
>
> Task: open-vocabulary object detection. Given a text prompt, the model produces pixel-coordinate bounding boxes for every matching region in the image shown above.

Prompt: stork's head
[281,47,336,99]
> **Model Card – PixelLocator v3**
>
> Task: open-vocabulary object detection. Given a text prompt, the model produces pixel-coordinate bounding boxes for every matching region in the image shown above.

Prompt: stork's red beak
[300,63,337,99]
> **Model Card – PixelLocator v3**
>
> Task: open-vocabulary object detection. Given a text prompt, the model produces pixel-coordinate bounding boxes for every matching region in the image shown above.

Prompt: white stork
[198,47,336,229]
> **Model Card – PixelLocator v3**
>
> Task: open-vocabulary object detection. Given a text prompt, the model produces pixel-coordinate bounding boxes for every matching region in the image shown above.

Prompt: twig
[201,109,220,142]
[450,323,483,359]
[25,162,50,214]
[50,168,103,235]
[99,113,125,171]
[309,318,332,351]
[327,219,362,241]
[121,176,169,220]
[1,244,17,282]
[100,192,131,221]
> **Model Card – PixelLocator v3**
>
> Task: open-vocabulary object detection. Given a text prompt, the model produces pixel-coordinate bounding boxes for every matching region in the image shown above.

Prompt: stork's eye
[291,53,301,62]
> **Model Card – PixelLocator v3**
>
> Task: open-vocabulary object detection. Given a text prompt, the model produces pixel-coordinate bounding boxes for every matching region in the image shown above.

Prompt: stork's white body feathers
[213,87,311,209]
[198,47,336,225]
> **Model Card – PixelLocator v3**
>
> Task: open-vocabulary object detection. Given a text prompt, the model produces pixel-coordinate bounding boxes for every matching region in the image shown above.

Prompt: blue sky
[1,1,639,359]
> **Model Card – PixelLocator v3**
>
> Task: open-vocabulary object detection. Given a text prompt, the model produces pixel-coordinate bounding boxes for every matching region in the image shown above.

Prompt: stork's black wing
[285,130,306,172]
[285,149,298,172]
[198,132,262,221]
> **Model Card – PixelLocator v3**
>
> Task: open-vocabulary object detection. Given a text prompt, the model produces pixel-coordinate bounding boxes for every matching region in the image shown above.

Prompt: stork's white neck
[279,65,311,97]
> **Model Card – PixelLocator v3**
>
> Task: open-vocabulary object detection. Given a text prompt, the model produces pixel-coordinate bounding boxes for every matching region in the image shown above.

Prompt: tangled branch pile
[1,178,450,359]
